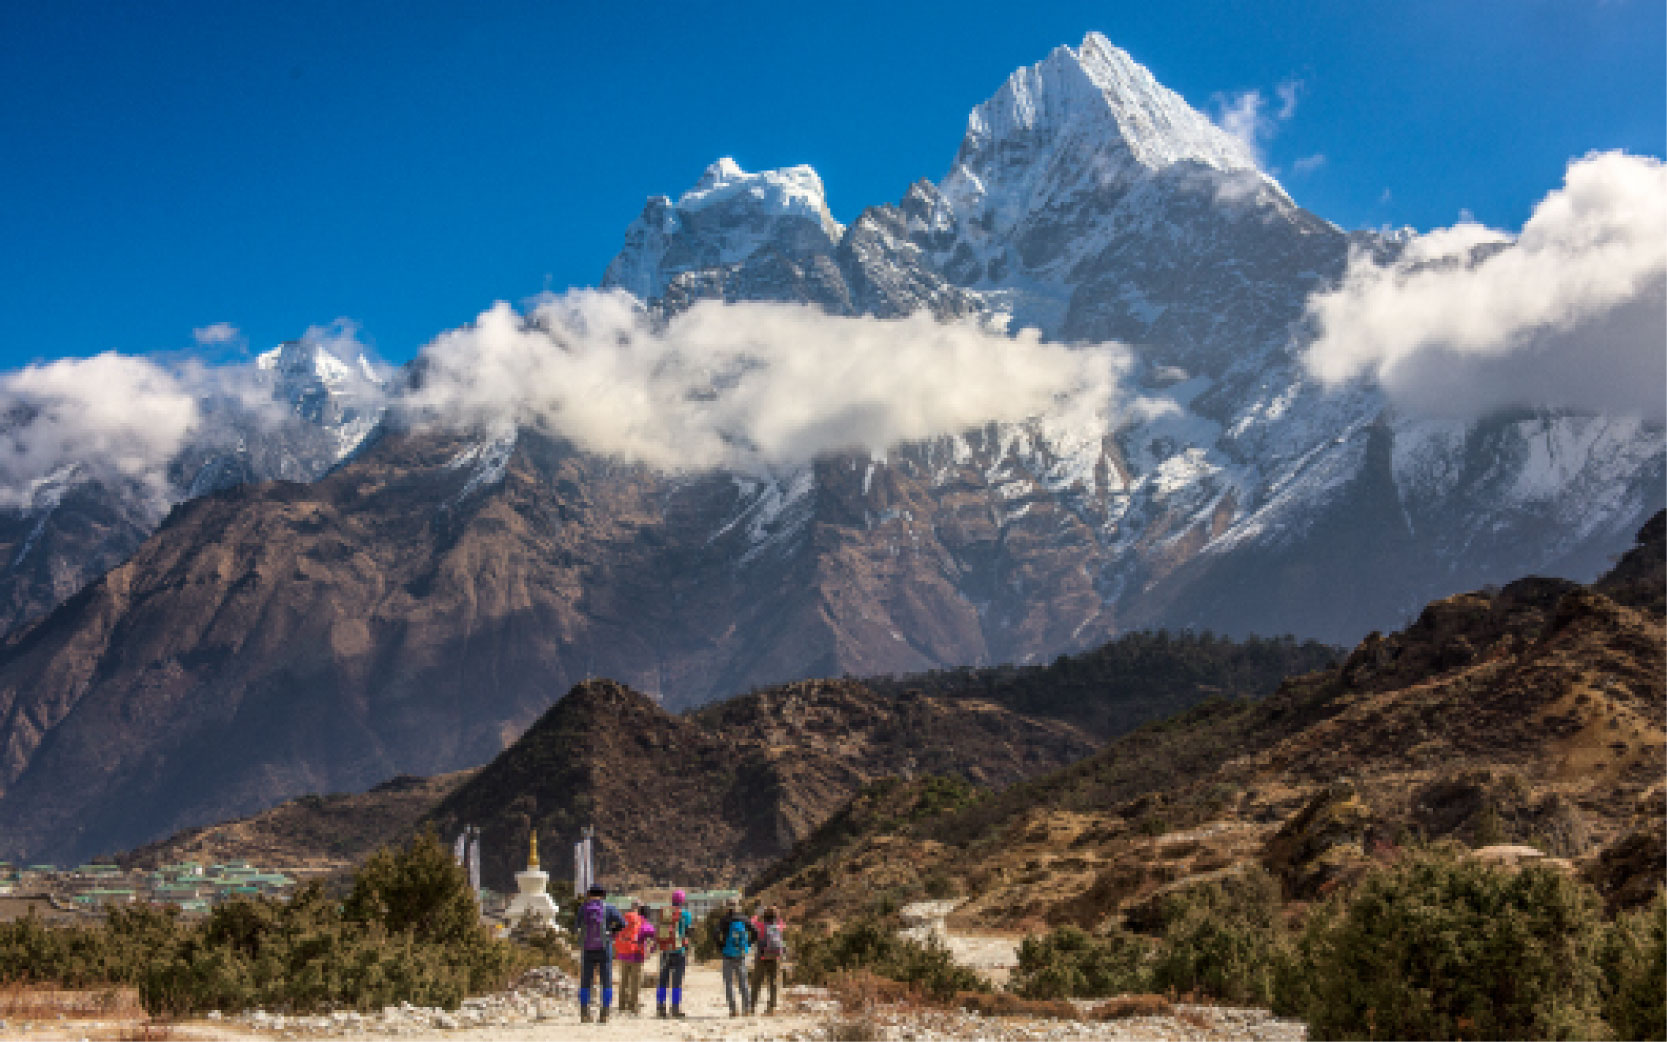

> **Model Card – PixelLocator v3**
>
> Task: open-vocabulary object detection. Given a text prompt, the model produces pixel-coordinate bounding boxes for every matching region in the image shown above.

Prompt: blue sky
[2,0,1661,368]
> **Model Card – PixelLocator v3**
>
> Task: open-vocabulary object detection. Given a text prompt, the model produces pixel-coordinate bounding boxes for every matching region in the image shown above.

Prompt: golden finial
[529,830,540,869]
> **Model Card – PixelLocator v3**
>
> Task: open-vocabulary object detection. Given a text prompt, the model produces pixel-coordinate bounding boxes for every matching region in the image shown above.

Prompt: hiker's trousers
[722,955,749,1012]
[580,949,613,993]
[619,959,643,1011]
[658,950,687,993]
[751,957,780,1012]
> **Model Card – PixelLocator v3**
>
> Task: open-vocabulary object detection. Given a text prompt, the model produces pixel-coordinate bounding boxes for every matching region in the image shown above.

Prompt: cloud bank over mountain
[0,321,386,510]
[1304,151,1667,422]
[404,291,1128,471]
[0,353,200,509]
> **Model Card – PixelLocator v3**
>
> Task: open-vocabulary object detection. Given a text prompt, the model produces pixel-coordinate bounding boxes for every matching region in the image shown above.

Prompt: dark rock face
[0,477,160,638]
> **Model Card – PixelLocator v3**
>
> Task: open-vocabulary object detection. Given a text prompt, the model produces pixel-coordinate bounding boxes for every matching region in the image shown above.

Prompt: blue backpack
[722,918,750,958]
[581,900,609,951]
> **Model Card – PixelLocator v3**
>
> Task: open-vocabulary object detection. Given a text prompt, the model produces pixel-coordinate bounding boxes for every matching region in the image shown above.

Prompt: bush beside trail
[0,832,538,1017]
[1006,847,1666,1040]
[788,916,989,1001]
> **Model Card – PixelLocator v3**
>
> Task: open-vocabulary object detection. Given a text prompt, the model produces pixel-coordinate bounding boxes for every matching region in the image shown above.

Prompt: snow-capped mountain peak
[679,157,841,232]
[603,158,845,301]
[256,338,375,392]
[940,32,1263,242]
[253,338,386,458]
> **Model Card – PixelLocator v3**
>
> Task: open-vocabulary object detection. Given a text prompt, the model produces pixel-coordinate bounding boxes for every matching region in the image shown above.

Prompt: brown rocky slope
[424,677,1097,891]
[753,512,1666,928]
[118,769,477,874]
[0,411,1333,867]
[94,626,1330,886]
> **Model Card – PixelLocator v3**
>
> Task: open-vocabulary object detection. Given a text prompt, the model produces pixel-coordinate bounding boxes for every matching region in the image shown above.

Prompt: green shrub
[344,831,481,946]
[1600,891,1665,1041]
[1299,846,1610,1041]
[0,832,535,1017]
[1146,866,1287,1006]
[1010,925,1150,999]
[789,917,988,1000]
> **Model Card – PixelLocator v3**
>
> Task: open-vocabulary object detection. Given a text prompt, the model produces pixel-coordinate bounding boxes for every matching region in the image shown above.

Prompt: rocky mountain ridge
[426,676,1096,890]
[753,512,1667,928]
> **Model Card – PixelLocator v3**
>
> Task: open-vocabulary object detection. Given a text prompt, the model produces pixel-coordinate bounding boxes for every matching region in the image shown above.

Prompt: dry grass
[826,969,918,1010]
[0,982,144,1019]
[954,990,1079,1019]
[1084,993,1176,1019]
[0,983,166,1041]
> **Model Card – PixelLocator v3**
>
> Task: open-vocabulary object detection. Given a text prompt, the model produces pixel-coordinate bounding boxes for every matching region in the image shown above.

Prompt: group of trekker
[571,884,790,1023]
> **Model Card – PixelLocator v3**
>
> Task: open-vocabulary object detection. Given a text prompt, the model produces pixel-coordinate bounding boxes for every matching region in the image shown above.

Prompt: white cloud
[192,322,242,346]
[1303,151,1667,422]
[1291,153,1327,176]
[0,317,392,511]
[1214,90,1267,157]
[1212,78,1304,165]
[1275,80,1301,121]
[0,353,201,509]
[403,292,1127,471]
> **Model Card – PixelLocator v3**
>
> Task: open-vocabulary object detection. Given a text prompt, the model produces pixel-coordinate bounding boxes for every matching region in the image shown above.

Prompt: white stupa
[504,832,560,927]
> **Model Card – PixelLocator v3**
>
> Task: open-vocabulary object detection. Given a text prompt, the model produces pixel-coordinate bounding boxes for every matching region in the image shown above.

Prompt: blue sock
[579,987,591,1009]
[602,987,614,1010]
[672,987,682,1007]
[656,987,666,1005]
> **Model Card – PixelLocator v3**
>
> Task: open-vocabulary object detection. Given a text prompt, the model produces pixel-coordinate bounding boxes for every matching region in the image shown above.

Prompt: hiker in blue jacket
[712,901,759,1016]
[573,884,626,1023]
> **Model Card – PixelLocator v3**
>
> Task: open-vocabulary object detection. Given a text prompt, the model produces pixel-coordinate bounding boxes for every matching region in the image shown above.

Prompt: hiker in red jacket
[613,903,655,1014]
[656,889,693,1018]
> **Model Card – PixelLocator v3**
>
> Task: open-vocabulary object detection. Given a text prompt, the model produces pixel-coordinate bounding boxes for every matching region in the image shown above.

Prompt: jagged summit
[938,32,1263,234]
[256,338,381,392]
[252,337,386,458]
[678,157,840,230]
[602,157,844,301]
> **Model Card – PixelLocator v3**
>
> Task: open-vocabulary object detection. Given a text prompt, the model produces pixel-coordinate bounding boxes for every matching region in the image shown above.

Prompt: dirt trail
[14,962,828,1041]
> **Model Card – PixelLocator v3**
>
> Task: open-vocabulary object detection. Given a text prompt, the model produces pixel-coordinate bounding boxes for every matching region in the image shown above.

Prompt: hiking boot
[580,1007,592,1024]
[672,1005,686,1019]
[656,1004,667,1019]
[599,1008,610,1024]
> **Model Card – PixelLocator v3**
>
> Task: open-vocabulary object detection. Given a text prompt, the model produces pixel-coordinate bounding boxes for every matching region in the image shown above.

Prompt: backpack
[613,911,641,958]
[760,920,787,959]
[658,906,683,951]
[721,917,750,958]
[580,900,609,951]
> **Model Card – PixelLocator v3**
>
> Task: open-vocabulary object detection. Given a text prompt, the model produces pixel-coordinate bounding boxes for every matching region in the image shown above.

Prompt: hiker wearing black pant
[751,905,788,1015]
[573,884,625,1023]
[655,889,693,1019]
[712,902,758,1016]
